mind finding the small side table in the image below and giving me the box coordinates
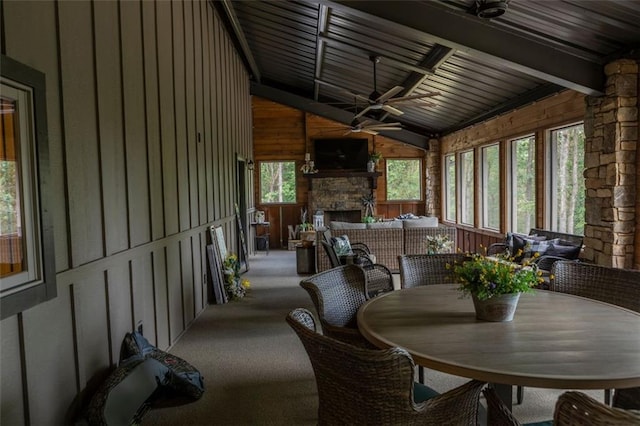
[296,244,316,274]
[250,222,270,255]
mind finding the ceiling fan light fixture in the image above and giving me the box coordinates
[476,0,507,19]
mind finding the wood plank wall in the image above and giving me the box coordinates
[0,1,252,424]
[440,90,585,253]
[252,97,425,247]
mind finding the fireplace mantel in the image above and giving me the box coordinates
[303,171,382,190]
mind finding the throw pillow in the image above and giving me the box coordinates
[331,235,353,256]
[523,238,560,260]
[506,233,546,262]
[544,243,581,260]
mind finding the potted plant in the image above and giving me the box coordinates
[425,235,454,254]
[368,151,382,172]
[449,251,543,321]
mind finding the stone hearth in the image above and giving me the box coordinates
[308,175,375,222]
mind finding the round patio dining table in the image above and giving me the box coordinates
[357,284,640,411]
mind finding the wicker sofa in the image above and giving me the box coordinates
[316,218,457,273]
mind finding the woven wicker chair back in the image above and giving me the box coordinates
[550,261,640,313]
[554,391,640,425]
[286,308,485,426]
[398,253,468,289]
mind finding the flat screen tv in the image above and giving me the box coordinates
[313,138,369,172]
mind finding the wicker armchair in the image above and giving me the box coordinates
[398,253,468,289]
[286,308,486,426]
[483,387,640,426]
[551,260,640,408]
[299,265,373,348]
[320,241,394,299]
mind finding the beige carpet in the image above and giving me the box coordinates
[144,250,603,425]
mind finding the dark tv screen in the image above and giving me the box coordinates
[313,138,369,171]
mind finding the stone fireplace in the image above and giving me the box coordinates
[306,172,379,223]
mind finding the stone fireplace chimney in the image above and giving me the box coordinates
[306,172,380,223]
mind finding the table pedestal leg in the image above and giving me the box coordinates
[487,383,512,425]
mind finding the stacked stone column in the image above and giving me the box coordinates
[584,58,638,268]
[425,138,441,217]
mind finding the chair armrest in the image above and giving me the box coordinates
[534,255,573,272]
[487,243,508,256]
[362,264,394,298]
[351,242,371,254]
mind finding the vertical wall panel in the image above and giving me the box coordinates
[156,0,179,236]
[72,274,110,385]
[59,1,104,265]
[172,0,190,232]
[152,247,169,350]
[194,1,207,224]
[22,288,76,424]
[209,7,221,220]
[166,243,183,343]
[181,237,195,324]
[94,0,129,256]
[121,0,152,247]
[141,0,166,241]
[192,234,204,312]
[107,264,133,362]
[1,316,24,426]
[131,253,156,343]
[184,0,200,228]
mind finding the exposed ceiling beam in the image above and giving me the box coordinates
[251,83,429,150]
[313,4,330,100]
[218,0,261,82]
[328,0,604,96]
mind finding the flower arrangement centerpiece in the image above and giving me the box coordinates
[223,253,250,300]
[449,250,543,321]
[425,235,454,254]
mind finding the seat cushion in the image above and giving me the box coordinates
[544,242,581,260]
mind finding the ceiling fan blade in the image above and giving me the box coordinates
[376,86,404,103]
[386,92,440,104]
[362,129,379,135]
[381,104,404,116]
[365,126,402,131]
[354,106,373,120]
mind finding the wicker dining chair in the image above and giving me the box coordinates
[551,260,640,407]
[398,253,468,289]
[286,308,486,426]
[320,241,394,298]
[483,387,640,426]
[300,265,374,348]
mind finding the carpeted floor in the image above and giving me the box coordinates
[144,250,603,425]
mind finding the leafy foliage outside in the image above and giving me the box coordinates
[386,159,420,200]
[551,125,585,235]
[512,136,536,234]
[0,160,19,235]
[482,144,500,229]
[460,151,474,225]
[445,154,456,221]
[260,161,296,204]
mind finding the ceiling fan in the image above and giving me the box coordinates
[353,56,439,119]
[340,117,402,136]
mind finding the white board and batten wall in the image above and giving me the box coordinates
[0,1,253,424]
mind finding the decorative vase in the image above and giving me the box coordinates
[471,293,521,322]
[367,160,375,173]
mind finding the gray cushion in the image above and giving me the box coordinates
[330,221,367,230]
[366,221,403,229]
[402,216,439,228]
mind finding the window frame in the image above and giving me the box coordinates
[545,122,585,235]
[443,153,456,222]
[385,158,422,201]
[508,134,536,234]
[459,150,475,226]
[1,55,56,320]
[258,160,298,205]
[480,143,501,231]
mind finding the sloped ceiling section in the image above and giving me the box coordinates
[217,0,640,148]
